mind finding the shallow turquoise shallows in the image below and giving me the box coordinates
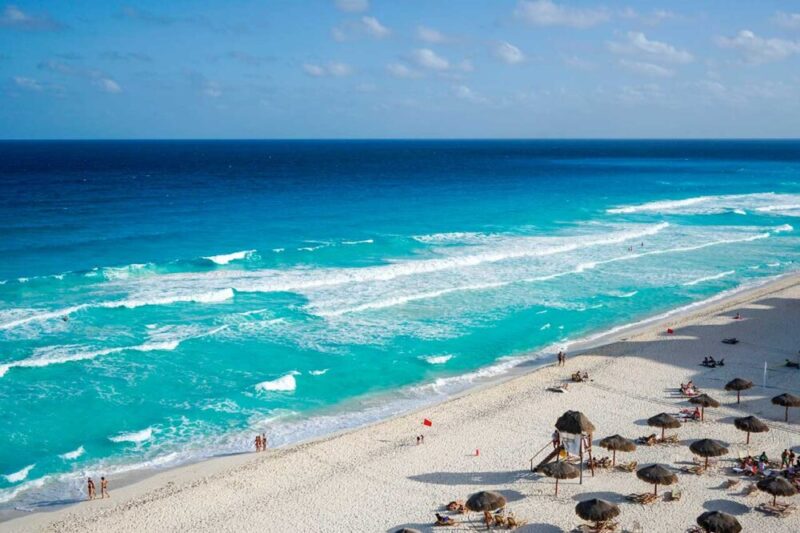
[1,140,799,510]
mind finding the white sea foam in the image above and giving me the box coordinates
[422,355,453,365]
[683,270,736,286]
[0,339,184,378]
[773,224,793,233]
[102,263,150,280]
[109,427,152,444]
[341,239,374,245]
[608,193,800,217]
[3,464,35,483]
[609,290,638,298]
[59,446,85,460]
[204,250,255,265]
[308,369,329,376]
[540,323,551,330]
[255,371,300,392]
[413,232,493,245]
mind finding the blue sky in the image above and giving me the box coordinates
[1,1,800,138]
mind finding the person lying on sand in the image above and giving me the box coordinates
[435,513,457,526]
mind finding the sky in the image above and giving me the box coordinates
[1,0,800,139]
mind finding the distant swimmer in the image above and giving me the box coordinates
[62,316,68,322]
[87,477,95,500]
[101,476,109,498]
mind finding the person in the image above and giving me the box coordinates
[759,451,769,463]
[420,434,425,444]
[254,435,261,452]
[101,476,109,498]
[435,513,455,525]
[702,357,709,366]
[782,449,789,468]
[416,435,420,445]
[552,430,560,449]
[734,312,741,320]
[261,433,268,451]
[87,477,95,500]
[556,351,562,366]
[561,351,567,366]
[692,407,701,420]
[790,450,797,465]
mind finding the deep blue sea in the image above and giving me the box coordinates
[1,140,799,510]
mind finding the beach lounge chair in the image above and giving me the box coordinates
[722,338,739,345]
[723,478,740,489]
[626,493,657,505]
[666,489,682,501]
[616,460,637,472]
[756,502,797,517]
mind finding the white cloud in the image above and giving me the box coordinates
[453,85,488,104]
[774,12,800,30]
[417,26,447,44]
[514,0,609,29]
[361,16,389,38]
[619,7,676,26]
[387,63,421,79]
[95,78,122,93]
[619,59,674,78]
[717,30,800,64]
[608,32,693,64]
[303,62,353,77]
[493,41,525,64]
[412,48,449,70]
[12,76,43,91]
[0,4,62,31]
[335,0,368,13]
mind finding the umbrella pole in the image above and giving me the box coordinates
[746,431,750,445]
[705,456,709,469]
[612,450,616,467]
[579,438,584,485]
[785,406,789,422]
[661,427,665,441]
[588,441,594,477]
[701,407,705,421]
[555,478,559,496]
[737,391,741,404]
[654,483,658,497]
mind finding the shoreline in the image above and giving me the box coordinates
[5,270,800,531]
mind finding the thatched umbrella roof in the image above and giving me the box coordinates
[598,435,636,466]
[555,410,595,435]
[696,511,742,533]
[771,393,800,422]
[689,394,720,421]
[465,491,506,512]
[724,378,753,404]
[575,499,620,526]
[689,439,729,469]
[647,413,681,440]
[733,415,769,444]
[539,461,579,496]
[757,476,797,505]
[636,464,677,496]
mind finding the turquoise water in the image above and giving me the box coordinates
[1,140,799,510]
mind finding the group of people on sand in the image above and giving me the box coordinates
[556,350,567,367]
[415,434,426,445]
[254,433,268,452]
[86,476,109,500]
[680,380,699,396]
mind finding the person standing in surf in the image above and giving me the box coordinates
[87,477,96,500]
[101,476,109,498]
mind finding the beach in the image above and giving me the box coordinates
[5,272,800,532]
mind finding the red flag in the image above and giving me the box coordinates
[667,328,674,334]
[423,418,432,427]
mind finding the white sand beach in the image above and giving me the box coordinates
[6,274,800,532]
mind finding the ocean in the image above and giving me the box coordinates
[1,140,799,511]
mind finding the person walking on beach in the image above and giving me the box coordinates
[87,477,95,500]
[101,476,109,498]
[261,433,268,451]
[254,434,262,452]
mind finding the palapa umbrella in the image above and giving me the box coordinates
[598,434,636,466]
[575,499,620,530]
[696,510,741,533]
[689,393,720,421]
[689,439,728,469]
[636,464,677,496]
[555,411,596,435]
[465,491,506,512]
[724,378,752,404]
[771,393,800,422]
[733,415,768,444]
[756,476,797,506]
[539,461,579,496]
[647,412,681,440]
